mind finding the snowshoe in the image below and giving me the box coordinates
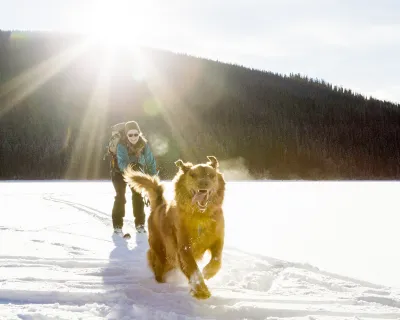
[136,225,146,234]
[114,227,131,239]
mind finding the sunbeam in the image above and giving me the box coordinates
[131,48,206,162]
[65,47,115,179]
[0,36,92,118]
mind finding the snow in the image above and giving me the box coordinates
[0,180,400,320]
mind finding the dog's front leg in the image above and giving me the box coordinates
[203,214,224,280]
[203,238,224,280]
[178,241,211,299]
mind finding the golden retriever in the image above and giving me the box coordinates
[123,156,225,299]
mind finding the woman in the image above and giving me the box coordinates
[111,120,157,234]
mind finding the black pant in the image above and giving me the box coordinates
[111,170,145,229]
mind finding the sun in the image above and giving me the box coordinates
[82,0,156,48]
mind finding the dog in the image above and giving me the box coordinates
[123,156,225,299]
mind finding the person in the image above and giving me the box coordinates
[111,120,157,234]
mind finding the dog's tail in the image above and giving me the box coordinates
[123,167,166,211]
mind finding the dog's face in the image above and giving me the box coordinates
[175,156,221,212]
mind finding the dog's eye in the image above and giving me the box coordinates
[208,173,215,178]
[189,172,196,178]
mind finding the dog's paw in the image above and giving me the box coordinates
[189,271,211,299]
[190,283,211,300]
[202,259,221,280]
[155,274,166,283]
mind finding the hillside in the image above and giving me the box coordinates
[1,30,400,180]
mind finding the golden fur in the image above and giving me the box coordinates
[123,156,225,299]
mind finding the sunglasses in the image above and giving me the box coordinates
[128,133,139,137]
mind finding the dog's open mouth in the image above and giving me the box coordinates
[191,189,211,211]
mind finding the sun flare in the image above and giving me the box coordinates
[82,0,156,48]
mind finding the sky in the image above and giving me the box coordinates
[1,0,400,104]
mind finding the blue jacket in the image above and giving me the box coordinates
[116,142,157,176]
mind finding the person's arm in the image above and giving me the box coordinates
[116,143,130,171]
[143,144,157,175]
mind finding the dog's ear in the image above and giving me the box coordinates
[207,156,219,169]
[175,159,192,173]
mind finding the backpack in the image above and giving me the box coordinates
[103,122,126,170]
[108,122,126,155]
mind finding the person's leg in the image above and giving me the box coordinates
[111,171,127,229]
[131,188,145,232]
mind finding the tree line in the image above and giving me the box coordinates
[1,30,399,180]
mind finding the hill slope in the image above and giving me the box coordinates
[1,30,399,180]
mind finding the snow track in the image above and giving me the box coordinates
[1,181,399,319]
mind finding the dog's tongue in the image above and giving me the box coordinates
[192,191,208,206]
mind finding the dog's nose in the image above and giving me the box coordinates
[198,179,209,189]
